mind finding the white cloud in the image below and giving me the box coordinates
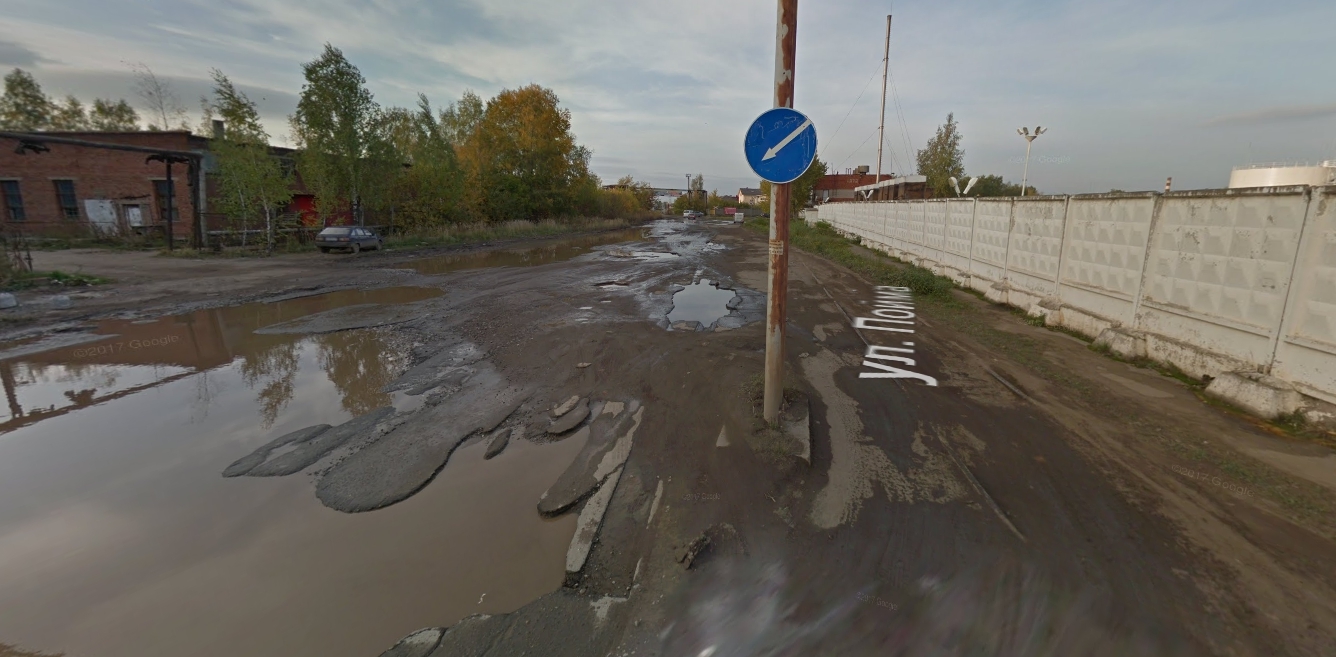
[0,0,1333,192]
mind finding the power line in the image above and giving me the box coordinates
[819,61,884,161]
[836,125,881,172]
[887,66,915,172]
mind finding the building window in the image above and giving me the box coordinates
[0,181,24,222]
[153,180,177,224]
[54,180,79,220]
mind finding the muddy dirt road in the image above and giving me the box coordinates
[0,220,1332,657]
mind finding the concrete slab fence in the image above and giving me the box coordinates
[818,186,1336,416]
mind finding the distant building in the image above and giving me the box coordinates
[853,175,931,201]
[814,172,930,203]
[738,187,766,204]
[650,188,687,210]
[0,131,209,239]
[1229,162,1336,189]
[0,125,341,240]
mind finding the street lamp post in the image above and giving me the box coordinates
[1016,126,1046,196]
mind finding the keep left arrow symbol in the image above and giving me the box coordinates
[762,118,812,161]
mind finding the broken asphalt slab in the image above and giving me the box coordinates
[547,399,590,434]
[379,628,443,657]
[222,423,331,477]
[483,427,512,460]
[419,589,623,657]
[315,365,527,513]
[565,465,624,582]
[538,403,643,517]
[384,340,486,395]
[551,395,581,417]
[238,408,394,477]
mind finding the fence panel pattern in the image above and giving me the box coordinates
[970,199,1012,282]
[1008,199,1067,283]
[817,187,1336,403]
[1141,192,1308,334]
[1273,188,1336,399]
[924,200,948,254]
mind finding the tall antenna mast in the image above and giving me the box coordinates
[875,14,892,193]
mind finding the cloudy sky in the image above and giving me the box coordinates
[2,0,1333,194]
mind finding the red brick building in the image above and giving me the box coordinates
[0,131,208,239]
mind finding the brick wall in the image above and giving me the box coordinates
[0,132,203,238]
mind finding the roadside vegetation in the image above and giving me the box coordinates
[2,48,658,256]
[382,218,634,250]
[1,269,110,291]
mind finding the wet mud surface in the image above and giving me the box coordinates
[0,219,1333,656]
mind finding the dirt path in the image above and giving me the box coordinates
[0,220,1332,656]
[411,220,1335,656]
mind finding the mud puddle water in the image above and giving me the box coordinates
[408,228,647,275]
[667,279,737,327]
[0,286,585,657]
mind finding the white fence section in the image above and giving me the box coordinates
[817,187,1336,407]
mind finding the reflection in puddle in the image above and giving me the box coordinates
[667,279,737,327]
[0,285,584,656]
[409,228,646,275]
[0,286,440,434]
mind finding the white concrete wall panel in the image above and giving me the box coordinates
[1142,193,1307,331]
[1139,192,1308,366]
[943,200,974,256]
[1272,188,1336,401]
[970,199,1012,282]
[1007,199,1066,282]
[816,188,1336,402]
[925,200,948,253]
[892,202,915,250]
[1056,196,1155,325]
[907,201,927,253]
[1060,196,1154,300]
[941,199,974,273]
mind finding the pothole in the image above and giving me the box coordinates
[666,279,737,329]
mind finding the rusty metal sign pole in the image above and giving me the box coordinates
[764,0,798,424]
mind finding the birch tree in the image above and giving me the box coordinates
[206,69,292,252]
[290,44,384,225]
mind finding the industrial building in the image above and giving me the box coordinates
[813,166,930,203]
[1229,162,1336,189]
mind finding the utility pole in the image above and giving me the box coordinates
[764,0,798,424]
[875,15,892,193]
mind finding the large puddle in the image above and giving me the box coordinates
[667,279,737,327]
[0,286,584,657]
[408,228,647,275]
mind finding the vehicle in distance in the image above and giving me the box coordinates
[316,226,384,253]
[682,211,704,220]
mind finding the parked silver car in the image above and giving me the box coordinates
[316,226,383,253]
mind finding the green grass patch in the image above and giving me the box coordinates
[3,269,112,290]
[744,217,955,298]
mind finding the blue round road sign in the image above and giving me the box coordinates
[745,107,818,184]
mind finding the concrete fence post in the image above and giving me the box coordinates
[1052,194,1075,298]
[1129,193,1167,328]
[1266,186,1322,373]
[1001,198,1016,287]
[966,198,978,282]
